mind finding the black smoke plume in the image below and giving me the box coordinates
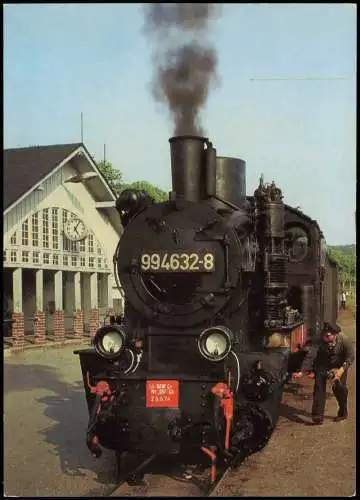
[144,4,220,136]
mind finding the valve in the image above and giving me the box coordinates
[240,360,275,402]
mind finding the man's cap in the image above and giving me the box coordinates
[322,322,341,335]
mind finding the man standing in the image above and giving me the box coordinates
[294,323,354,424]
[341,291,347,310]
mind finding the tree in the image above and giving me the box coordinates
[97,160,123,194]
[120,181,168,203]
[327,245,356,288]
[97,160,168,203]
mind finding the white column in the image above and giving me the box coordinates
[90,272,98,309]
[54,270,63,310]
[82,273,90,326]
[107,274,113,310]
[36,269,43,311]
[13,267,23,312]
[97,273,104,307]
[74,272,81,311]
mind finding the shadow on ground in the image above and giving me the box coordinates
[279,402,334,425]
[280,380,334,425]
[4,363,117,487]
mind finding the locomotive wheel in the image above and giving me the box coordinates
[231,404,273,456]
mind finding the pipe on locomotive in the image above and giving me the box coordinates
[169,135,208,202]
[169,135,246,210]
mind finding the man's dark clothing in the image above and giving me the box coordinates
[312,368,348,419]
[300,332,354,419]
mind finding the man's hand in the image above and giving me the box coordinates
[334,367,345,381]
[293,372,303,379]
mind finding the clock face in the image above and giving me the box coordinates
[64,217,88,242]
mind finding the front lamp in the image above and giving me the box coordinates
[93,325,127,360]
[198,326,233,362]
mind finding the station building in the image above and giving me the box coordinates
[3,143,124,347]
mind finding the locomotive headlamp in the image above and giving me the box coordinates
[93,325,127,360]
[198,326,233,362]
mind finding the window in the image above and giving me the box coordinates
[3,251,7,262]
[22,220,29,246]
[79,240,86,252]
[89,257,95,268]
[80,257,86,267]
[10,232,17,245]
[63,255,69,266]
[43,209,49,248]
[62,209,68,226]
[33,251,40,264]
[98,258,102,268]
[22,250,29,263]
[52,208,59,249]
[62,210,70,250]
[53,254,59,265]
[32,213,39,246]
[320,238,327,268]
[11,250,17,262]
[63,237,71,251]
[285,226,309,263]
[97,244,102,255]
[43,253,50,264]
[88,234,94,253]
[72,255,77,267]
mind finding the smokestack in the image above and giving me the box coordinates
[169,135,207,201]
[143,4,220,136]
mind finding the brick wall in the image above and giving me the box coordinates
[53,310,65,342]
[34,311,46,344]
[12,312,24,348]
[90,309,99,338]
[73,311,84,338]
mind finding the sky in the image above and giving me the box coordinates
[4,3,356,245]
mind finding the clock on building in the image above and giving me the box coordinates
[64,217,89,242]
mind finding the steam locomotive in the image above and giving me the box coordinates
[74,135,338,482]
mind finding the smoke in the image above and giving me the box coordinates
[143,3,220,136]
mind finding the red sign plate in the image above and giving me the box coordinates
[146,380,179,408]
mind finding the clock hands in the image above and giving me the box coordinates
[65,218,87,241]
[74,221,81,236]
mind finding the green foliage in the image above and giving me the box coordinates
[97,160,123,194]
[327,245,356,287]
[96,161,168,203]
[120,181,168,203]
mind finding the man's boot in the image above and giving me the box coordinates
[312,415,324,425]
[333,380,348,422]
[333,408,348,422]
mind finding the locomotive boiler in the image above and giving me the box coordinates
[74,135,331,481]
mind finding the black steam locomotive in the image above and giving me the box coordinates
[74,135,338,482]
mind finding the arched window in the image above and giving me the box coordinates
[5,208,110,271]
[285,225,310,263]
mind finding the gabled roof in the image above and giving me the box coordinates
[3,143,83,210]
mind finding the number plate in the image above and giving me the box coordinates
[146,380,179,408]
[140,251,215,273]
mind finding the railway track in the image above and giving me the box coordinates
[83,450,242,497]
